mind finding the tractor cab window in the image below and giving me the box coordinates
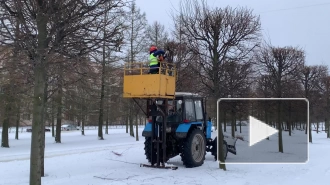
[155,100,183,123]
[194,100,203,121]
[184,99,196,122]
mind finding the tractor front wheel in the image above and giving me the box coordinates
[181,129,206,168]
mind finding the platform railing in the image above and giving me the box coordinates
[124,62,177,78]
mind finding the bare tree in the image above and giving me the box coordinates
[126,1,148,61]
[74,58,98,136]
[0,32,26,146]
[162,40,194,92]
[321,75,330,138]
[176,0,261,170]
[91,6,126,140]
[300,65,328,140]
[222,60,254,137]
[146,21,169,49]
[55,60,63,143]
[281,79,303,135]
[124,0,147,139]
[168,10,196,92]
[255,43,305,150]
[255,74,275,139]
[0,48,13,147]
[0,1,127,184]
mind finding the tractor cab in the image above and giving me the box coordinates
[146,92,212,140]
[153,93,204,122]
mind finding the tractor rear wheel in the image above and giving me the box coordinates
[144,137,164,165]
[181,129,206,168]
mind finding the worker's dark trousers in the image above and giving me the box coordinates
[149,64,160,74]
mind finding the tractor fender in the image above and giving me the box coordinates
[142,123,152,137]
[175,122,203,138]
[206,121,212,139]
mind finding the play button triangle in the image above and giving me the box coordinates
[249,116,278,147]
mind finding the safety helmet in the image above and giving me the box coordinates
[150,46,157,52]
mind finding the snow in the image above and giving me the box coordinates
[223,125,308,163]
[0,125,329,185]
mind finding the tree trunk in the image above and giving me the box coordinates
[277,101,283,153]
[129,116,134,137]
[216,99,226,171]
[126,116,128,133]
[288,121,291,136]
[51,113,55,137]
[234,115,237,132]
[29,9,49,184]
[326,117,330,138]
[1,101,10,147]
[41,81,48,177]
[55,83,62,143]
[98,38,106,140]
[51,95,55,137]
[231,109,235,138]
[81,114,85,136]
[292,122,295,131]
[40,122,45,177]
[223,111,226,132]
[105,102,109,135]
[239,118,242,134]
[327,96,330,138]
[265,109,269,140]
[288,104,292,136]
[135,115,139,141]
[129,104,134,137]
[327,119,330,138]
[30,67,46,185]
[98,72,105,140]
[13,7,20,142]
[15,104,20,140]
[309,120,312,143]
[105,110,109,135]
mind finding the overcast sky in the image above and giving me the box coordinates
[135,0,330,66]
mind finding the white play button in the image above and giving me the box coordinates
[249,116,278,147]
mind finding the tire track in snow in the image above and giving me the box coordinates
[0,143,141,162]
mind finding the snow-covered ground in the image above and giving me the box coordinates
[224,125,308,163]
[0,125,329,185]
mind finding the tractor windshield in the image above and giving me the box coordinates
[155,99,183,123]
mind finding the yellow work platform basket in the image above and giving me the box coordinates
[123,62,177,99]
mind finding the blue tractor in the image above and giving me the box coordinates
[141,92,237,169]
